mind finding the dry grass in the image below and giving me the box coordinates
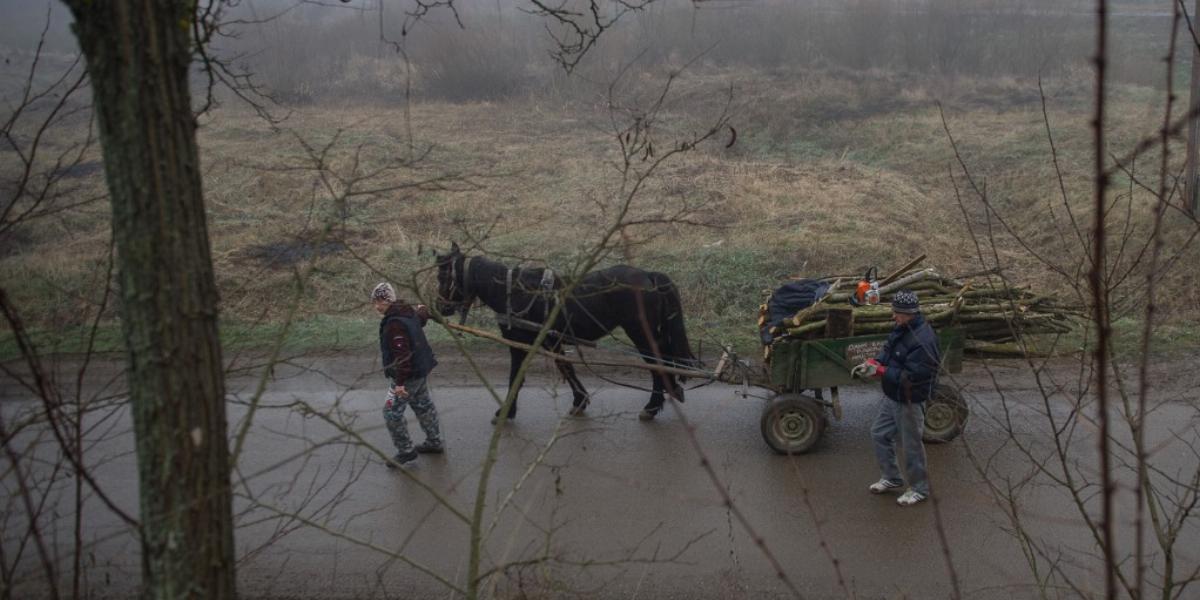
[3,65,1197,354]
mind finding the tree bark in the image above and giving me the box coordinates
[62,2,236,598]
[1186,0,1200,215]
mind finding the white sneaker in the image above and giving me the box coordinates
[868,478,904,494]
[896,489,928,506]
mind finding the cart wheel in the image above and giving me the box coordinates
[761,394,826,455]
[923,384,968,443]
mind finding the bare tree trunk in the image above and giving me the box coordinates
[1090,2,1116,598]
[62,1,236,598]
[1187,0,1200,215]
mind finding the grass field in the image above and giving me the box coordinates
[3,64,1198,359]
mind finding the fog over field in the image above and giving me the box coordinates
[0,1,1180,98]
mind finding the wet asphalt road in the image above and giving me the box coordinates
[3,352,1198,599]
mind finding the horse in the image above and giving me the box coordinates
[434,242,695,421]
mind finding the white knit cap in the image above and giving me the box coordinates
[371,282,396,303]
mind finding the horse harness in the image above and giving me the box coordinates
[456,257,696,366]
[498,264,665,359]
[453,255,566,336]
[503,265,557,331]
[454,255,715,391]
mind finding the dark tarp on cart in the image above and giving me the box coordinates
[761,279,831,344]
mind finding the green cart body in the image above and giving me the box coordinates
[758,328,969,454]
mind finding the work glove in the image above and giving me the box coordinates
[852,359,887,379]
[851,361,873,379]
[866,358,887,377]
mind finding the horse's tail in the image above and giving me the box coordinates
[650,272,695,368]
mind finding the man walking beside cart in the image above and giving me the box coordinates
[853,289,940,507]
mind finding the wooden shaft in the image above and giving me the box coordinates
[443,322,712,379]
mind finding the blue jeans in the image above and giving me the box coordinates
[383,377,442,454]
[871,397,929,495]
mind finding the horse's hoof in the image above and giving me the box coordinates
[638,409,658,421]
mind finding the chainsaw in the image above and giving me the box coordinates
[850,266,880,306]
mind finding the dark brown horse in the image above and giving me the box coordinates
[435,243,694,421]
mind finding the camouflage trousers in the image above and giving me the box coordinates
[383,376,442,454]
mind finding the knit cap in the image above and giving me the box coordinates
[371,282,396,303]
[891,289,920,314]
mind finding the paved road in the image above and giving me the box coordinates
[2,352,1198,599]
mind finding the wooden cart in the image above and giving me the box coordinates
[756,328,968,454]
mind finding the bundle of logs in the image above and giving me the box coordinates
[758,260,1081,358]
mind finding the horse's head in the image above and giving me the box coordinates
[435,242,473,320]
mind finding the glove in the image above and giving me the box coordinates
[852,359,887,379]
[851,361,874,379]
[867,358,886,377]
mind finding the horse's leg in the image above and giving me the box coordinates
[555,359,590,416]
[493,346,526,423]
[641,371,688,420]
[638,370,667,421]
[622,325,670,421]
[666,374,684,402]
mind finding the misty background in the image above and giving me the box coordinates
[0,0,1179,105]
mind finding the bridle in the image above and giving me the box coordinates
[439,254,475,319]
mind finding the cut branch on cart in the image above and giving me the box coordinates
[764,263,1079,359]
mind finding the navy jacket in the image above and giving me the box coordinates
[874,313,941,404]
[380,303,437,385]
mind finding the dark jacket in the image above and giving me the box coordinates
[874,313,941,404]
[380,303,436,386]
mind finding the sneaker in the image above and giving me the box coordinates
[414,440,444,454]
[896,489,928,507]
[868,478,904,494]
[386,450,419,469]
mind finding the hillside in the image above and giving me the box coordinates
[2,66,1197,356]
